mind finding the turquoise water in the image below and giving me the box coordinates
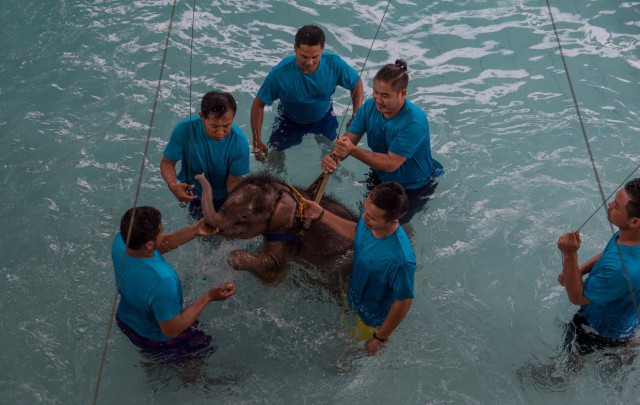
[1,0,639,403]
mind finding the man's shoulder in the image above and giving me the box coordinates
[269,55,297,74]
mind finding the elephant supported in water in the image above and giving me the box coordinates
[195,172,357,283]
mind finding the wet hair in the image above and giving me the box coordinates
[368,182,409,221]
[624,178,640,218]
[374,59,409,93]
[119,206,162,250]
[294,25,325,48]
[200,90,237,119]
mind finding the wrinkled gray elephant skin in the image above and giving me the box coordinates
[196,172,356,283]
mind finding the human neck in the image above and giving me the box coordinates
[617,228,640,246]
[382,101,405,119]
[371,221,399,239]
[125,247,154,258]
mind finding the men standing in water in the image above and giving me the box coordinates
[112,206,236,358]
[302,182,415,355]
[321,60,443,223]
[557,178,640,354]
[251,25,363,160]
[161,91,250,219]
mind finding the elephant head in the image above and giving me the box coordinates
[195,172,300,239]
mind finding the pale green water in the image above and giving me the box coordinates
[1,0,639,403]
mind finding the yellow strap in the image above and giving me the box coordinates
[286,183,307,221]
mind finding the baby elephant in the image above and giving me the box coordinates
[195,172,356,283]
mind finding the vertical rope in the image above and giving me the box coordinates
[336,0,392,136]
[92,1,178,403]
[545,1,640,322]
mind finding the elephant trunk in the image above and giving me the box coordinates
[195,173,226,230]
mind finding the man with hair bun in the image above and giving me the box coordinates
[557,178,640,355]
[302,182,416,355]
[161,90,250,219]
[322,59,443,223]
[251,24,363,160]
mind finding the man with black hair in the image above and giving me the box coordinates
[557,178,640,354]
[251,24,363,160]
[302,182,415,354]
[161,90,250,218]
[112,206,235,357]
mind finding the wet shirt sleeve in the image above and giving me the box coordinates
[583,265,629,305]
[388,120,426,159]
[228,125,251,177]
[163,120,188,162]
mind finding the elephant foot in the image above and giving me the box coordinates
[227,249,285,283]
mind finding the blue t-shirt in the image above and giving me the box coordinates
[348,216,416,327]
[582,232,640,339]
[349,98,443,189]
[257,52,359,125]
[163,116,250,200]
[111,233,183,342]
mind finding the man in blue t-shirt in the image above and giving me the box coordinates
[302,182,416,355]
[161,91,250,218]
[557,178,640,354]
[112,206,235,358]
[322,60,443,223]
[250,25,363,160]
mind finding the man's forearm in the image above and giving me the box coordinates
[250,98,265,144]
[350,79,364,113]
[159,292,211,338]
[160,157,178,186]
[376,298,412,339]
[318,210,356,240]
[158,222,201,254]
[562,252,589,305]
[350,147,403,172]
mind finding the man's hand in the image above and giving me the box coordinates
[364,336,385,355]
[253,140,268,162]
[333,137,355,158]
[321,154,339,174]
[557,231,581,254]
[209,282,236,302]
[301,198,323,220]
[169,182,197,203]
[195,219,219,236]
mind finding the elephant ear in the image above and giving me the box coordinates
[269,190,297,231]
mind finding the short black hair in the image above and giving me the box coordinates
[119,206,162,250]
[200,90,237,119]
[374,59,409,93]
[625,178,640,218]
[295,25,325,48]
[368,182,409,221]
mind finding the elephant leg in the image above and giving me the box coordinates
[227,242,295,283]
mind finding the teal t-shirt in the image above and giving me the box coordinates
[257,52,359,125]
[349,98,443,189]
[582,232,640,339]
[348,216,416,327]
[111,233,183,342]
[163,116,250,200]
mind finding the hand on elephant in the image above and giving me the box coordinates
[168,181,197,203]
[208,282,236,301]
[301,198,324,220]
[195,219,220,237]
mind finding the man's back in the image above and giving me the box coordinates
[111,233,183,342]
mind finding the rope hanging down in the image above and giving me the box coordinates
[305,0,393,211]
[545,1,640,320]
[92,1,179,403]
[182,0,197,209]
